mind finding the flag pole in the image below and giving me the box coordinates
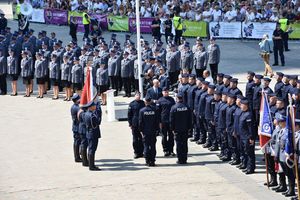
[288,94,300,200]
[264,150,270,188]
[135,0,143,99]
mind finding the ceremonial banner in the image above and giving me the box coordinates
[285,105,295,156]
[129,18,153,33]
[80,68,95,105]
[44,9,68,25]
[209,22,241,38]
[29,9,45,23]
[90,14,108,30]
[289,23,300,39]
[242,22,276,39]
[259,91,273,148]
[107,15,129,32]
[183,21,207,37]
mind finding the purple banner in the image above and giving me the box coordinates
[129,18,154,33]
[44,9,68,25]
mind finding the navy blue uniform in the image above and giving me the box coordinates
[233,107,243,163]
[197,90,208,143]
[139,105,160,165]
[225,103,237,160]
[192,88,204,140]
[128,99,145,157]
[239,110,255,172]
[213,99,222,148]
[245,80,255,110]
[217,101,228,156]
[170,102,192,163]
[252,83,262,138]
[71,103,82,161]
[78,109,88,166]
[274,80,284,98]
[156,96,176,154]
[85,103,102,158]
[204,94,215,147]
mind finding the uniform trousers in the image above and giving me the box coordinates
[84,24,90,39]
[273,45,285,65]
[131,126,143,156]
[73,131,81,146]
[198,116,207,142]
[79,132,88,152]
[193,114,200,140]
[253,108,260,139]
[206,119,216,146]
[227,131,239,160]
[175,132,188,162]
[266,153,276,178]
[168,71,179,86]
[161,122,174,153]
[209,64,218,83]
[122,77,131,96]
[175,30,183,45]
[220,129,228,156]
[143,135,157,164]
[280,161,295,188]
[87,137,99,156]
[241,139,255,171]
[0,74,7,94]
[283,32,289,51]
[109,76,119,92]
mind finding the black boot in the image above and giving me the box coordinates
[269,174,278,187]
[81,147,89,167]
[275,173,287,192]
[88,154,101,171]
[74,144,82,163]
[285,182,295,197]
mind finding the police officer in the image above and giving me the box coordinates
[71,57,83,95]
[128,92,145,158]
[96,60,109,105]
[193,43,208,78]
[229,78,242,96]
[178,74,190,104]
[7,49,19,96]
[217,92,229,159]
[245,71,255,110]
[61,55,72,101]
[108,49,120,96]
[0,50,7,95]
[221,75,232,94]
[20,50,32,97]
[84,101,102,171]
[207,37,220,83]
[49,54,60,100]
[156,87,176,156]
[197,81,209,145]
[78,104,89,167]
[71,94,82,163]
[204,84,216,149]
[164,14,173,44]
[210,90,222,151]
[191,78,203,142]
[239,99,255,174]
[233,95,244,166]
[121,51,134,97]
[139,96,159,166]
[215,73,224,92]
[180,43,193,73]
[35,51,46,98]
[272,23,285,66]
[166,43,180,85]
[252,74,263,138]
[170,92,192,164]
[225,93,237,163]
[274,72,284,98]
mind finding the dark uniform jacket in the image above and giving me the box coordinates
[170,102,192,133]
[71,103,80,133]
[146,87,163,101]
[217,101,228,129]
[166,51,180,73]
[128,100,145,127]
[139,105,160,135]
[186,84,197,110]
[0,55,7,74]
[274,80,284,98]
[204,94,215,121]
[156,96,175,124]
[85,103,102,139]
[238,111,253,140]
[226,104,237,134]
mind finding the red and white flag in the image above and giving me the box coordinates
[80,67,95,105]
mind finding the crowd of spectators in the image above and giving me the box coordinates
[16,0,300,22]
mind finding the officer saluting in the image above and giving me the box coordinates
[139,96,160,167]
[128,92,145,159]
[170,92,192,164]
[84,101,102,171]
[70,94,82,163]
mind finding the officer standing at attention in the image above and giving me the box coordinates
[170,92,192,164]
[238,99,255,174]
[252,74,263,137]
[207,37,220,83]
[128,92,146,159]
[217,92,229,160]
[156,87,176,157]
[71,94,82,163]
[272,23,285,66]
[0,50,7,95]
[204,85,216,149]
[78,104,89,167]
[139,96,160,167]
[84,101,102,171]
[166,43,180,85]
[107,49,120,96]
[245,71,255,111]
[197,81,209,145]
[121,51,133,97]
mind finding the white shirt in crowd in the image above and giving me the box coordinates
[224,10,237,21]
[70,0,79,11]
[212,9,222,22]
[195,12,202,21]
[269,14,279,22]
[202,10,212,22]
[205,76,214,84]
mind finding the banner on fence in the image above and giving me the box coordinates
[289,23,300,39]
[242,22,276,39]
[44,9,68,25]
[129,18,153,33]
[29,9,45,23]
[183,21,207,37]
[107,15,129,32]
[209,22,241,38]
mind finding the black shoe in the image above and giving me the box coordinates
[196,140,205,145]
[281,63,285,66]
[123,95,127,97]
[176,160,187,164]
[269,180,278,187]
[230,160,241,165]
[89,154,101,171]
[228,160,234,165]
[245,170,255,175]
[149,162,156,167]
[89,165,101,171]
[275,186,287,193]
[190,138,198,142]
[239,165,247,170]
[221,157,231,162]
[74,144,82,163]
[285,49,290,51]
[81,148,89,167]
[170,152,176,157]
[273,63,279,66]
[272,185,281,191]
[75,158,82,162]
[0,92,6,95]
[202,143,211,148]
[134,154,139,159]
[209,146,219,151]
[242,168,248,173]
[164,152,170,157]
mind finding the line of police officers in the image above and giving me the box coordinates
[127,71,300,178]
